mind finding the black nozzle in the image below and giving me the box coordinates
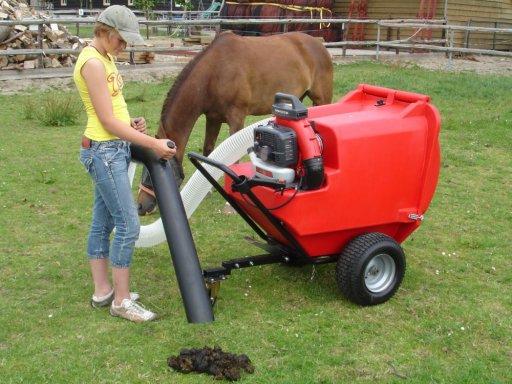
[302,157,324,190]
[130,145,214,324]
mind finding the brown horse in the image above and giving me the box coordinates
[137,31,333,215]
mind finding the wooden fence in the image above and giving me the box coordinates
[1,16,511,64]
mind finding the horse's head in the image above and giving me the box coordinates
[136,158,185,216]
[137,165,157,216]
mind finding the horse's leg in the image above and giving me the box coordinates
[306,84,333,106]
[203,118,223,157]
[306,68,334,106]
[225,111,246,136]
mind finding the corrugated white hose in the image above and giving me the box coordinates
[129,117,272,248]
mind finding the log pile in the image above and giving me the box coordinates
[0,0,87,70]
[115,50,155,64]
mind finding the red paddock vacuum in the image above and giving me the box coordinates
[190,84,441,307]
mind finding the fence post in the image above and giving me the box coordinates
[376,22,381,61]
[37,23,43,68]
[448,30,454,68]
[493,21,497,50]
[342,21,348,57]
[76,9,80,36]
[464,19,471,48]
[396,27,400,54]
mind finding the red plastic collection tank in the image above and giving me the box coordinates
[224,84,441,258]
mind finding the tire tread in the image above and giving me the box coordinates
[335,232,405,305]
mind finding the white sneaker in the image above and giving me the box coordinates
[91,290,140,308]
[110,299,157,322]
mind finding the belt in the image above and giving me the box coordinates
[81,135,93,149]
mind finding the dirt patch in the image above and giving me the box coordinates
[377,52,512,75]
[328,47,512,75]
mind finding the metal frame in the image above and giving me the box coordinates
[187,152,337,284]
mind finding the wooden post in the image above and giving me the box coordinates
[37,23,43,68]
[396,28,400,54]
[386,26,391,51]
[492,21,497,50]
[376,23,381,61]
[463,20,471,48]
[448,30,454,64]
[342,21,348,56]
[76,9,80,36]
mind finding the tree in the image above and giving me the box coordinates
[134,0,192,18]
[134,0,158,19]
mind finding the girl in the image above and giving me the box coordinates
[74,5,175,322]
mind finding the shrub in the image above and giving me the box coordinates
[31,94,82,126]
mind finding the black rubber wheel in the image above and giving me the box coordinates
[336,232,406,306]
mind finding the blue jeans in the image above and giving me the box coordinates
[79,140,140,268]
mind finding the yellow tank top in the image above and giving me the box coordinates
[73,46,130,141]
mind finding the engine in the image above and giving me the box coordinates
[250,93,324,189]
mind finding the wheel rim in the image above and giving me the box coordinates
[364,253,396,293]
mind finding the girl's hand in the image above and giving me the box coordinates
[131,117,147,134]
[154,139,176,161]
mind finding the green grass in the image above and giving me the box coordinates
[0,62,510,383]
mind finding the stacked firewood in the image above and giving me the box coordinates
[0,0,87,69]
[115,50,155,64]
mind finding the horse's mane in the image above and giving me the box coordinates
[158,32,234,133]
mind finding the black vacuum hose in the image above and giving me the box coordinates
[130,142,214,324]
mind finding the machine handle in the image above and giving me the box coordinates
[245,178,286,192]
[159,140,176,163]
[272,93,308,120]
[359,84,430,104]
[187,152,242,183]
